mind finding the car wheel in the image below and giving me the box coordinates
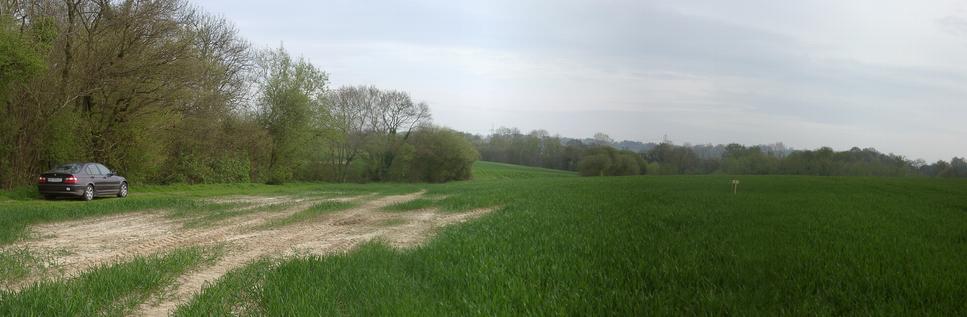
[82,185,94,201]
[117,182,128,198]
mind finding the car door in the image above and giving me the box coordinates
[83,164,106,194]
[96,164,120,193]
[86,164,110,195]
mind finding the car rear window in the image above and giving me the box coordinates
[48,164,83,174]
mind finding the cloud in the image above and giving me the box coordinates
[195,0,967,161]
[938,15,967,36]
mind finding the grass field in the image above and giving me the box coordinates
[2,161,967,315]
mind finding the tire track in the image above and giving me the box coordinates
[136,191,493,317]
[0,191,494,317]
[0,196,334,291]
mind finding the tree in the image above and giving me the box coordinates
[0,1,474,188]
[254,46,328,184]
[577,147,639,177]
[721,144,778,175]
[645,143,704,174]
[0,14,47,188]
[592,132,614,145]
[578,154,611,176]
[321,85,431,182]
[391,127,478,182]
[941,157,967,178]
[365,88,430,180]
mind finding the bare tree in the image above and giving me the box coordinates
[322,85,431,181]
[322,86,371,182]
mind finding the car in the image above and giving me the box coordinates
[37,162,128,201]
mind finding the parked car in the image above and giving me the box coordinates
[38,162,128,201]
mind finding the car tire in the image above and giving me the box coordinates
[117,182,128,198]
[82,185,94,201]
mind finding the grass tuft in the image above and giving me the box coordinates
[381,198,437,212]
[0,246,219,316]
[261,200,358,228]
[173,259,275,316]
[0,248,49,284]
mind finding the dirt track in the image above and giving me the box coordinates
[0,191,492,316]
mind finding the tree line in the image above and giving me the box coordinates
[470,128,967,178]
[0,0,476,189]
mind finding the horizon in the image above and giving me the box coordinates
[195,0,967,162]
[466,126,925,158]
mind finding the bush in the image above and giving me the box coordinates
[390,127,479,183]
[211,157,252,183]
[577,147,640,177]
[578,154,611,176]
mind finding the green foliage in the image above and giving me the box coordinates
[0,19,45,93]
[473,128,967,179]
[940,157,967,177]
[1,5,474,188]
[40,111,87,168]
[645,143,707,174]
[577,147,640,176]
[0,17,48,188]
[475,128,581,171]
[721,143,780,175]
[780,147,913,177]
[389,127,479,183]
[577,153,610,176]
[166,154,253,184]
[211,156,252,183]
[256,46,329,185]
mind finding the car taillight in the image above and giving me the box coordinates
[38,176,46,184]
[64,175,78,184]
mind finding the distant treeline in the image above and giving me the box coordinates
[468,128,967,178]
[0,1,476,188]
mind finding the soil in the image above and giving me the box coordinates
[0,191,492,317]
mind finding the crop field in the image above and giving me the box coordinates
[1,161,966,315]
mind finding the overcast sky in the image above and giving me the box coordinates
[195,0,967,161]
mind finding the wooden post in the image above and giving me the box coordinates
[730,179,740,194]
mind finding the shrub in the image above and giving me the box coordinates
[578,154,611,176]
[391,127,479,182]
[577,147,640,177]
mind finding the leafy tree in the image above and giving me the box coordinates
[391,127,478,182]
[577,147,639,176]
[578,154,611,177]
[645,143,706,174]
[0,14,47,188]
[254,46,328,184]
[721,144,779,175]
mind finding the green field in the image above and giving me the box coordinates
[2,161,967,315]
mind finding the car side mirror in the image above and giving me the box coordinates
[106,173,114,177]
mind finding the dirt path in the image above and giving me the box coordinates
[0,191,493,317]
[1,196,329,291]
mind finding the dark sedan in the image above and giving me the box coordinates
[38,162,128,201]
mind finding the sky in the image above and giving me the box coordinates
[194,0,967,161]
